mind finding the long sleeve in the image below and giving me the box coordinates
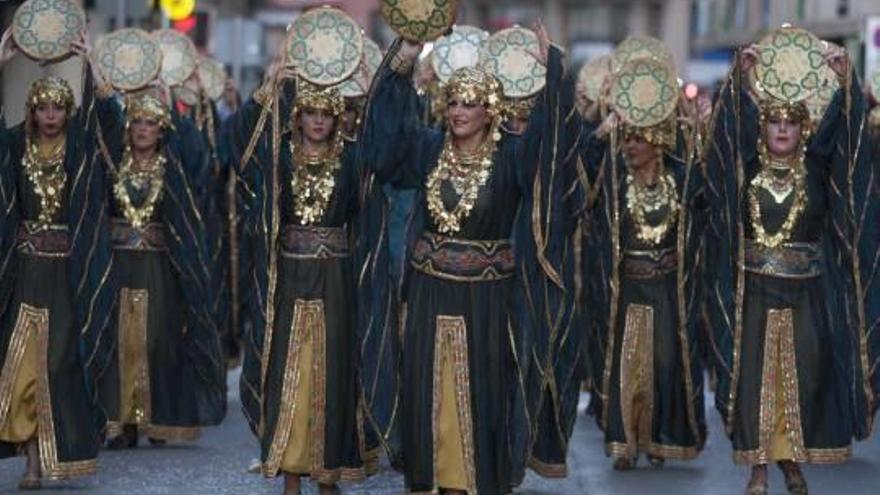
[360,45,442,189]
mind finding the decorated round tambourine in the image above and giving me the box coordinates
[286,7,363,86]
[381,0,458,43]
[172,85,199,107]
[12,0,86,61]
[154,29,198,86]
[804,62,839,124]
[198,57,227,101]
[432,25,488,84]
[94,29,162,92]
[579,54,612,102]
[338,37,383,98]
[612,35,674,73]
[754,27,826,103]
[611,58,679,128]
[479,26,546,98]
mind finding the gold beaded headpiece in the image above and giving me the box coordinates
[620,119,677,149]
[26,77,74,113]
[445,67,502,117]
[502,96,536,121]
[294,79,345,117]
[126,94,173,130]
[758,98,812,131]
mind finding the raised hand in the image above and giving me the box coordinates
[530,20,550,66]
[739,44,759,74]
[824,45,848,78]
[0,27,19,67]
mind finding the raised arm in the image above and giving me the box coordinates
[360,39,440,188]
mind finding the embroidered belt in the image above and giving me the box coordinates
[744,240,822,279]
[280,224,349,258]
[16,222,70,256]
[411,232,515,282]
[622,247,678,279]
[111,219,167,251]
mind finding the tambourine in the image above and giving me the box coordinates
[286,6,363,86]
[199,56,227,101]
[380,0,458,43]
[155,29,198,87]
[432,25,488,84]
[94,29,162,92]
[611,58,679,128]
[12,0,86,61]
[479,26,546,98]
[754,27,826,103]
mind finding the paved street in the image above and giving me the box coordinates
[3,370,879,494]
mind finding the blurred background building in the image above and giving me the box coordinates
[2,0,880,122]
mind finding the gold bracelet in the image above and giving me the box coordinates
[389,52,415,75]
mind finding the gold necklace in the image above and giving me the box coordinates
[114,151,166,229]
[426,136,495,234]
[290,145,341,225]
[748,156,807,249]
[625,170,679,246]
[22,138,67,229]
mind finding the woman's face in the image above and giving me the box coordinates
[300,107,335,143]
[33,102,67,139]
[447,97,490,141]
[129,117,162,152]
[623,134,658,170]
[765,116,802,158]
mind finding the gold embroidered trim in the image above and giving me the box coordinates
[527,456,567,478]
[618,304,655,460]
[432,315,477,494]
[28,303,98,479]
[750,308,811,464]
[118,288,151,429]
[733,446,851,465]
[0,305,39,429]
[607,441,701,460]
[263,299,313,477]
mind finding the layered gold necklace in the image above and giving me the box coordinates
[426,137,495,234]
[22,137,67,229]
[747,155,806,249]
[290,145,341,226]
[114,151,166,229]
[624,168,679,246]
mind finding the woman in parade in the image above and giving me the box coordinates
[0,29,117,489]
[583,56,707,471]
[705,35,880,495]
[363,22,577,493]
[228,49,396,493]
[95,87,226,448]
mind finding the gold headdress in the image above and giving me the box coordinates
[445,66,502,117]
[502,96,536,122]
[26,77,74,113]
[294,79,345,117]
[126,94,173,130]
[758,98,812,135]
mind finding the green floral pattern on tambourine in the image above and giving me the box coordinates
[755,28,825,103]
[381,0,458,42]
[480,27,546,98]
[199,57,227,101]
[287,7,363,86]
[612,59,679,128]
[95,29,161,91]
[432,25,488,83]
[579,54,612,101]
[338,38,383,98]
[612,35,674,73]
[155,29,197,86]
[12,0,85,61]
[805,63,839,124]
